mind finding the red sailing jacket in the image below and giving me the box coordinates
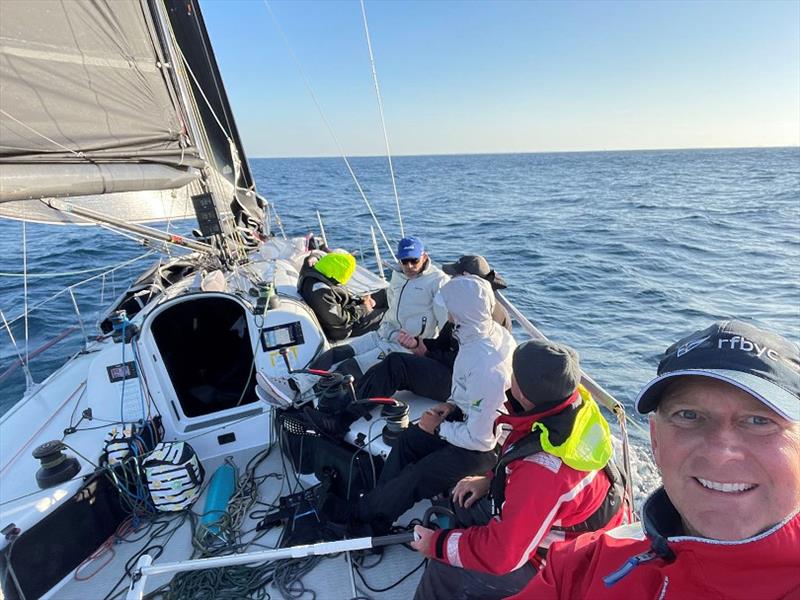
[427,395,627,575]
[509,488,800,600]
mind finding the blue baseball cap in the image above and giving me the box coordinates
[636,320,800,422]
[396,236,425,261]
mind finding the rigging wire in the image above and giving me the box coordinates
[1,250,156,327]
[21,219,30,386]
[359,0,404,239]
[0,250,158,278]
[262,0,398,263]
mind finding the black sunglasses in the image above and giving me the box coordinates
[401,257,420,265]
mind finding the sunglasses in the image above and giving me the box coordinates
[401,257,421,265]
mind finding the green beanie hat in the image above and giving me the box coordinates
[314,252,356,284]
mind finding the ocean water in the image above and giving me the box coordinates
[1,147,798,495]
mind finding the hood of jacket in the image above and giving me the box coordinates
[496,392,582,447]
[440,275,496,345]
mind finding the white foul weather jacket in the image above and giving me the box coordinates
[437,275,516,452]
[378,258,449,342]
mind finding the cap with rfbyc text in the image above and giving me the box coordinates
[636,320,800,422]
[396,236,425,261]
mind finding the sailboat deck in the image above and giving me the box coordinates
[51,424,430,600]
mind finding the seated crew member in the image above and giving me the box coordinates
[297,252,384,342]
[410,339,628,600]
[509,320,800,600]
[291,236,449,395]
[318,275,516,531]
[356,255,511,402]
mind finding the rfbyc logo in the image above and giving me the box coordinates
[718,336,780,360]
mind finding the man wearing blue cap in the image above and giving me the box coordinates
[292,236,449,412]
[510,319,800,600]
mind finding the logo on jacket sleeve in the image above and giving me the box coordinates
[524,452,562,473]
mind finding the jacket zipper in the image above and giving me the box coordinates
[395,278,409,326]
[602,551,658,587]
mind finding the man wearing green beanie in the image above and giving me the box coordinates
[297,252,384,342]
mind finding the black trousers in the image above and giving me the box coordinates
[308,345,362,378]
[350,307,386,338]
[356,425,497,526]
[356,352,452,401]
[414,559,537,600]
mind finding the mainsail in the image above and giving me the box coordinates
[0,0,263,234]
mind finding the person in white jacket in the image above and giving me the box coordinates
[292,236,449,396]
[319,275,516,531]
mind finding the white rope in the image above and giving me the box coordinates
[0,109,85,159]
[0,255,154,278]
[359,0,404,239]
[262,0,397,262]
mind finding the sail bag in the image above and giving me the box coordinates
[142,442,205,511]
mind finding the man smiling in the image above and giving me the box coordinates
[510,320,800,599]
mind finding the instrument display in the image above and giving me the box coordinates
[260,321,304,352]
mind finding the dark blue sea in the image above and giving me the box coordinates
[2,147,799,440]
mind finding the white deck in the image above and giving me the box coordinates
[46,401,435,600]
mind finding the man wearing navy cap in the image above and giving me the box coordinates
[510,320,800,600]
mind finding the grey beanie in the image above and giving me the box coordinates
[512,340,581,405]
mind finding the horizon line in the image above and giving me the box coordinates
[249,143,799,160]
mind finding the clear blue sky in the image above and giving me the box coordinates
[200,0,800,158]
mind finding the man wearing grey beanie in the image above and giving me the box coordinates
[411,339,627,600]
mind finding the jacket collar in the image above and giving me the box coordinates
[496,390,581,446]
[642,486,800,555]
[497,390,580,429]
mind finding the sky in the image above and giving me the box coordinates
[200,0,800,158]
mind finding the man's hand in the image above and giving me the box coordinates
[434,402,456,418]
[453,475,491,509]
[397,329,428,356]
[411,337,428,357]
[410,525,436,557]
[397,329,418,349]
[362,294,376,311]
[418,403,454,434]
